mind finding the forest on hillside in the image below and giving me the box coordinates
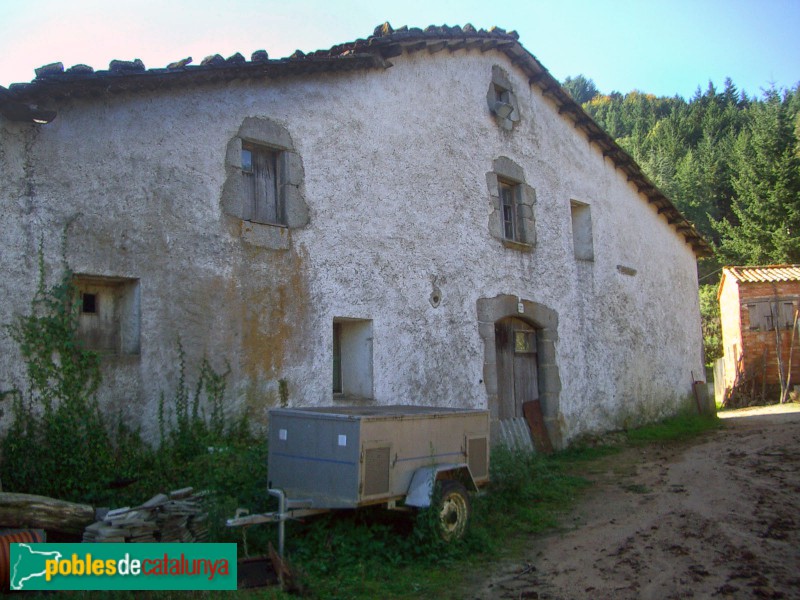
[561,75,800,365]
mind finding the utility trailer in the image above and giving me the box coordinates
[227,405,490,555]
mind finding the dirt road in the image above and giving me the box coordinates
[469,405,800,600]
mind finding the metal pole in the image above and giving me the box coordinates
[269,489,286,558]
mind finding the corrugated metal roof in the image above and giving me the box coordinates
[723,265,800,283]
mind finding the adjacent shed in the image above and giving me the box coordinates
[716,265,800,405]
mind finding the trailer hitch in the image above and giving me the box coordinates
[226,489,323,557]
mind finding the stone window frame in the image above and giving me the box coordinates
[221,117,308,249]
[486,156,536,251]
[487,65,520,131]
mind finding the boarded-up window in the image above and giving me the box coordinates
[747,300,797,331]
[242,142,284,225]
[570,200,594,261]
[781,301,796,328]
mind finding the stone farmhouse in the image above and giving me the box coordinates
[715,265,800,405]
[0,24,710,448]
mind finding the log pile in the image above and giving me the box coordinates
[0,493,95,535]
[83,487,208,543]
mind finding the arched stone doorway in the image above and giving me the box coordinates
[477,295,563,449]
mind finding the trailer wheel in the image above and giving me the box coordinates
[437,480,470,541]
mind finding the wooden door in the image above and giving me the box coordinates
[495,317,539,419]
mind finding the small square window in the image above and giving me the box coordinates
[82,293,97,314]
[241,148,253,173]
[514,330,535,354]
[74,277,140,355]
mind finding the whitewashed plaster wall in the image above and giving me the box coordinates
[0,46,703,443]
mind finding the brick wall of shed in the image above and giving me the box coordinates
[718,276,742,393]
[736,281,800,392]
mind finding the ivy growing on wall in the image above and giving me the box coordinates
[1,242,112,502]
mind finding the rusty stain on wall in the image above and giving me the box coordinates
[239,245,309,382]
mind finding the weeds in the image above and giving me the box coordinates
[1,243,110,503]
[0,249,269,526]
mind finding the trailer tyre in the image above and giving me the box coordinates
[437,480,470,541]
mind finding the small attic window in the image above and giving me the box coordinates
[487,65,520,131]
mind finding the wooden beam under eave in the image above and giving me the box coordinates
[558,104,578,115]
[427,41,447,53]
[528,72,545,84]
[480,41,499,53]
[447,40,466,52]
[638,183,655,194]
[406,41,427,53]
[464,40,483,51]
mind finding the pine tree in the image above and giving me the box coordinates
[562,74,599,104]
[715,87,800,263]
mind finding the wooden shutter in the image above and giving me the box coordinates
[242,143,280,224]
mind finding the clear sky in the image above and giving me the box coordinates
[0,0,797,99]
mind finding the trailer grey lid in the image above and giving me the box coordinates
[271,405,488,419]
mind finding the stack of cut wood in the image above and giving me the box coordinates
[83,487,208,543]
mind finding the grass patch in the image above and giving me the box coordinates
[13,408,720,599]
[274,445,590,599]
[625,412,721,444]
